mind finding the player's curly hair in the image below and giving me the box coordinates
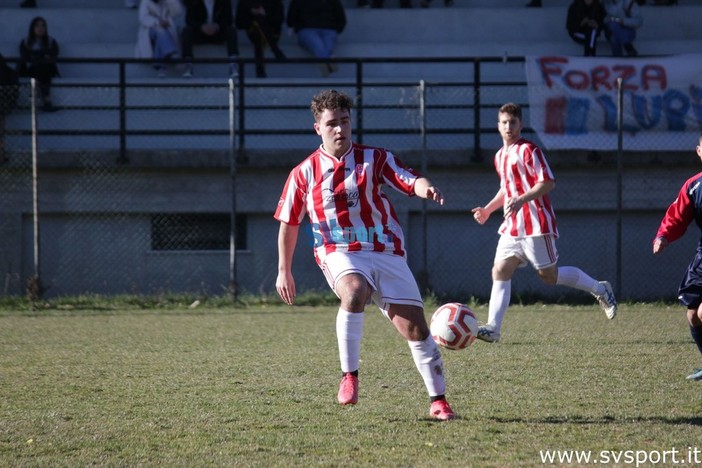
[499,102,522,120]
[310,89,354,122]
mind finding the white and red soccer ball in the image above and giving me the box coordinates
[430,302,479,350]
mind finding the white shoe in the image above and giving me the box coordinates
[476,325,500,343]
[593,281,617,319]
[182,64,193,78]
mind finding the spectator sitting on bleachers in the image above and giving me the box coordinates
[603,0,643,57]
[235,0,286,79]
[181,0,240,78]
[135,0,183,78]
[567,0,606,56]
[17,16,60,112]
[287,0,346,78]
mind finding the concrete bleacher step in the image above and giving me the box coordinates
[1,0,700,153]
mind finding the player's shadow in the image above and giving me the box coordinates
[491,415,702,426]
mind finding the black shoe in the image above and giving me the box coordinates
[20,0,36,7]
[42,102,57,112]
[526,0,542,6]
[400,0,412,7]
[255,66,267,78]
[624,43,638,57]
[357,0,370,6]
[273,48,286,60]
[444,0,454,5]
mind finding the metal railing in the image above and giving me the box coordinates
[4,56,529,160]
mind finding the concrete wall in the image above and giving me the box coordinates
[1,153,697,301]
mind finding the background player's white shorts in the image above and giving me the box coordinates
[494,234,559,270]
[320,251,423,317]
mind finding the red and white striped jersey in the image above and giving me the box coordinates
[494,137,559,238]
[274,143,420,264]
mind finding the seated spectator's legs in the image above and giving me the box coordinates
[180,25,239,76]
[181,26,238,58]
[24,64,55,110]
[297,28,333,59]
[319,29,338,59]
[224,26,240,58]
[605,23,635,57]
[570,29,599,57]
[298,28,338,77]
[181,25,196,62]
[246,23,269,78]
[150,28,178,61]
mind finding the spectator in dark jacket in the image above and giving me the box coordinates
[235,0,286,78]
[567,0,606,56]
[17,16,59,112]
[181,0,240,77]
[287,0,346,77]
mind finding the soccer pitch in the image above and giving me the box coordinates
[1,302,701,466]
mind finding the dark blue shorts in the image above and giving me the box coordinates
[678,250,702,309]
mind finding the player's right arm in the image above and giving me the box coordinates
[471,188,505,225]
[276,222,299,305]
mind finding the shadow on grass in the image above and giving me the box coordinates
[491,415,702,426]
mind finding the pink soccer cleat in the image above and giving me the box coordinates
[430,399,456,421]
[337,373,358,405]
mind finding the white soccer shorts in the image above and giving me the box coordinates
[494,234,559,270]
[320,250,423,317]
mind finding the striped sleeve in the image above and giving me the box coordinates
[274,162,309,225]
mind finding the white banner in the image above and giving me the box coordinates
[525,54,702,151]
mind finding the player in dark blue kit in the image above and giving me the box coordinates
[653,132,702,382]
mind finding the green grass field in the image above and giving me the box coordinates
[1,301,701,467]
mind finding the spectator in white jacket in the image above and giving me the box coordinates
[135,0,183,77]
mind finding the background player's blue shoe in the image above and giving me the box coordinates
[686,368,702,381]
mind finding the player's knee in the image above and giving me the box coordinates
[689,307,702,327]
[538,270,558,286]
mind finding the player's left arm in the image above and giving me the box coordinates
[504,180,555,217]
[654,185,695,254]
[413,177,444,205]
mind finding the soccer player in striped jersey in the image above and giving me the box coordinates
[274,89,456,420]
[653,132,702,382]
[471,102,617,343]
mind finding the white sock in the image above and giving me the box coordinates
[336,309,364,373]
[487,280,511,332]
[556,266,603,294]
[408,336,446,397]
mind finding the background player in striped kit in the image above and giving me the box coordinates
[470,102,617,343]
[653,132,702,382]
[274,89,456,420]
